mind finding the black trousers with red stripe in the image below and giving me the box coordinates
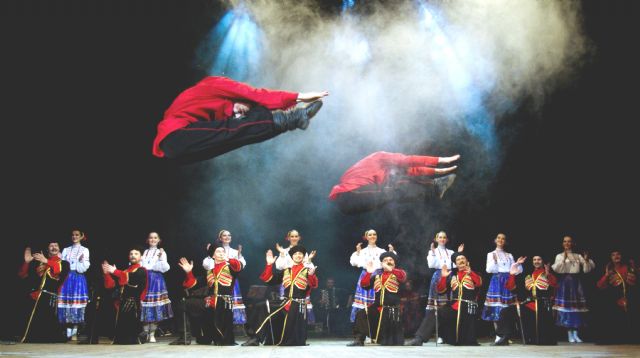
[160,105,279,164]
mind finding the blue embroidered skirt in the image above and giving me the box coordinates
[481,272,514,322]
[553,273,588,328]
[141,270,173,323]
[57,271,89,324]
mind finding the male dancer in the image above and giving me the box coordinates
[19,243,69,343]
[153,76,327,163]
[102,247,148,344]
[348,251,407,346]
[329,151,459,214]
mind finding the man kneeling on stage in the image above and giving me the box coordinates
[348,251,407,346]
[251,246,318,346]
[102,247,148,344]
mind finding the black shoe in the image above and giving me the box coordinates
[492,336,510,346]
[404,337,423,346]
[346,340,364,346]
[241,336,260,346]
[272,100,323,132]
[300,100,323,129]
[434,174,456,199]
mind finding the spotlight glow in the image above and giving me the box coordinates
[418,1,498,152]
[200,4,264,81]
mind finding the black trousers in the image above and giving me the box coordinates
[160,106,280,164]
[522,304,557,345]
[22,293,67,343]
[353,307,404,345]
[413,308,449,343]
[244,300,284,345]
[335,179,436,215]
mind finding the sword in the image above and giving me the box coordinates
[182,297,187,345]
[515,299,526,345]
[434,297,439,347]
[266,299,275,345]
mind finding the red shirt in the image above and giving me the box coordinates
[328,152,440,199]
[153,76,299,157]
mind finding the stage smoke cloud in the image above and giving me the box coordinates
[179,0,590,280]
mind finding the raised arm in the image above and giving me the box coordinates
[76,247,91,273]
[551,253,566,273]
[152,249,170,273]
[486,252,499,274]
[201,77,300,110]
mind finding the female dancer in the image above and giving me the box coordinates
[140,232,173,342]
[481,233,524,343]
[203,229,247,324]
[551,235,594,343]
[57,229,90,340]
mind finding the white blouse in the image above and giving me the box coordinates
[427,245,456,269]
[551,251,595,274]
[61,244,90,273]
[350,245,388,270]
[486,249,522,275]
[275,246,315,270]
[203,244,247,270]
[141,247,170,273]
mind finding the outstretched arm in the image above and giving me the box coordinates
[202,77,326,110]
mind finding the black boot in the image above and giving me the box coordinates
[404,337,423,346]
[347,334,365,346]
[272,100,323,132]
[241,336,260,346]
[434,174,456,199]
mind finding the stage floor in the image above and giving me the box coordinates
[2,338,640,357]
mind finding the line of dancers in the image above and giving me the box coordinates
[18,229,638,346]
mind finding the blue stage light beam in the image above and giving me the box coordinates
[417,1,500,154]
[342,0,356,12]
[200,4,264,81]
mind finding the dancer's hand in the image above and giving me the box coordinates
[275,243,286,255]
[430,242,436,251]
[308,266,317,275]
[458,243,465,253]
[356,242,362,254]
[365,261,376,274]
[297,91,329,103]
[544,263,551,275]
[178,258,193,273]
[78,253,84,262]
[582,251,590,261]
[237,245,243,257]
[24,247,33,263]
[441,265,451,277]
[388,244,395,252]
[438,154,461,164]
[516,256,527,265]
[308,250,317,262]
[102,261,116,274]
[266,250,276,265]
[33,252,48,264]
[510,263,521,275]
[158,248,165,258]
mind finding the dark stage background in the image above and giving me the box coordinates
[1,0,638,341]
